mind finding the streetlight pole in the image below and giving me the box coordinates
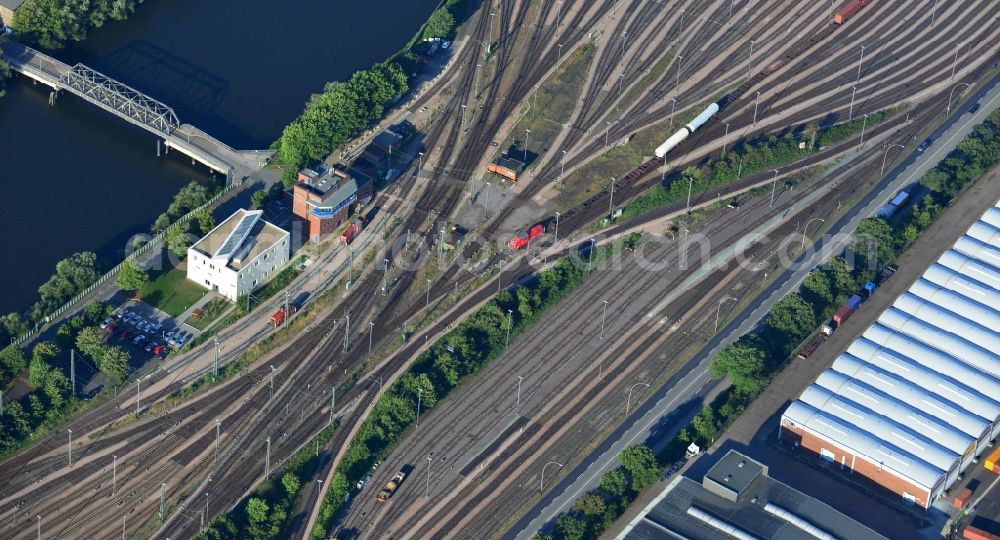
[343,313,350,352]
[802,218,825,244]
[951,42,961,79]
[560,150,567,182]
[215,420,221,465]
[269,365,275,402]
[675,55,684,91]
[881,144,905,175]
[746,40,755,77]
[931,0,939,26]
[525,129,531,162]
[426,279,432,313]
[112,454,117,495]
[516,375,523,415]
[601,300,609,339]
[686,176,693,213]
[715,297,737,332]
[626,383,650,415]
[416,388,422,427]
[770,169,779,207]
[608,177,616,218]
[588,238,596,271]
[554,212,560,243]
[856,45,865,82]
[858,113,869,148]
[382,258,389,294]
[753,91,761,126]
[722,123,730,155]
[557,43,563,63]
[947,83,971,115]
[484,182,491,217]
[136,379,140,415]
[426,455,432,497]
[540,462,564,492]
[418,151,423,172]
[369,321,374,358]
[848,85,857,121]
[605,121,612,148]
[505,309,513,348]
[330,385,336,424]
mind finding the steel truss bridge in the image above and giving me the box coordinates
[1,39,272,180]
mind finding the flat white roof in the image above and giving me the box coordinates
[784,201,1000,495]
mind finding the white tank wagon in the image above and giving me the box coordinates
[654,102,721,158]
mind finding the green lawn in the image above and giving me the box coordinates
[139,266,207,318]
[186,297,233,331]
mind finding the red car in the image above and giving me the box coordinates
[105,323,118,334]
[152,345,165,356]
[509,224,545,250]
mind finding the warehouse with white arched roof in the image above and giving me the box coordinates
[781,203,1000,509]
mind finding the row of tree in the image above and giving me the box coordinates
[310,254,597,538]
[274,61,409,179]
[622,108,898,220]
[11,0,146,50]
[199,426,336,540]
[0,301,115,456]
[536,444,662,540]
[0,251,101,345]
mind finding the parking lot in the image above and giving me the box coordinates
[100,299,202,369]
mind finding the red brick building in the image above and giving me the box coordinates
[292,166,373,243]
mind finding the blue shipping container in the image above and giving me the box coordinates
[846,294,863,311]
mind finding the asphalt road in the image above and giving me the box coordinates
[508,64,1000,540]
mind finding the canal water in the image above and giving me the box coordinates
[0,0,439,314]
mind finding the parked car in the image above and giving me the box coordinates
[917,138,932,152]
[99,317,114,329]
[175,335,189,348]
[132,335,147,345]
[106,323,118,334]
[969,103,980,114]
[145,322,157,332]
[144,341,158,352]
[151,323,163,334]
[131,317,144,328]
[164,331,175,342]
[152,345,165,356]
[442,40,451,49]
[123,311,136,321]
[120,329,132,339]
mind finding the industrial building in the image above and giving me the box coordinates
[186,209,290,301]
[781,202,1000,509]
[619,450,883,540]
[292,166,373,243]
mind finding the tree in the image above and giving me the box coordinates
[852,217,895,268]
[166,227,191,258]
[151,213,171,234]
[97,346,130,385]
[76,327,105,359]
[554,514,586,540]
[251,189,270,209]
[282,473,301,499]
[573,493,606,518]
[619,444,660,491]
[709,338,768,394]
[28,355,52,388]
[193,208,216,236]
[0,346,28,382]
[32,341,59,362]
[691,405,718,443]
[116,259,149,293]
[0,59,10,98]
[801,270,833,313]
[246,497,270,539]
[423,8,456,39]
[765,293,816,342]
[599,469,627,498]
[825,257,859,303]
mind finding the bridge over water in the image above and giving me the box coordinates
[1,40,273,181]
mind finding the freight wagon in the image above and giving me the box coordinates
[487,157,525,182]
[834,0,872,24]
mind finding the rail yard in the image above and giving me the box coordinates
[1,1,999,539]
